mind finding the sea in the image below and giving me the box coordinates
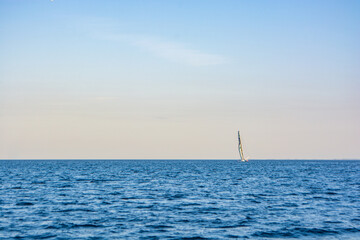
[0,160,359,239]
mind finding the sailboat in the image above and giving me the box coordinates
[237,131,248,162]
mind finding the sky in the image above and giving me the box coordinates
[0,0,359,159]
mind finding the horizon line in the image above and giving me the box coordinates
[0,159,359,161]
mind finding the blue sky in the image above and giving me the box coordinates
[0,0,359,159]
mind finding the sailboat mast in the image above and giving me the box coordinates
[238,131,242,161]
[238,130,246,162]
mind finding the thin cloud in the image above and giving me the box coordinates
[94,96,119,101]
[100,33,226,66]
[132,37,226,66]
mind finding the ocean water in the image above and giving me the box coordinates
[0,160,359,239]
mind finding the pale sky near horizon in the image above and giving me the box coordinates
[0,0,359,159]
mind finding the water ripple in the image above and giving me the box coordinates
[0,160,359,239]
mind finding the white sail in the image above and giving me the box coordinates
[238,131,248,162]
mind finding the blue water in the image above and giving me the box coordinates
[0,160,359,239]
